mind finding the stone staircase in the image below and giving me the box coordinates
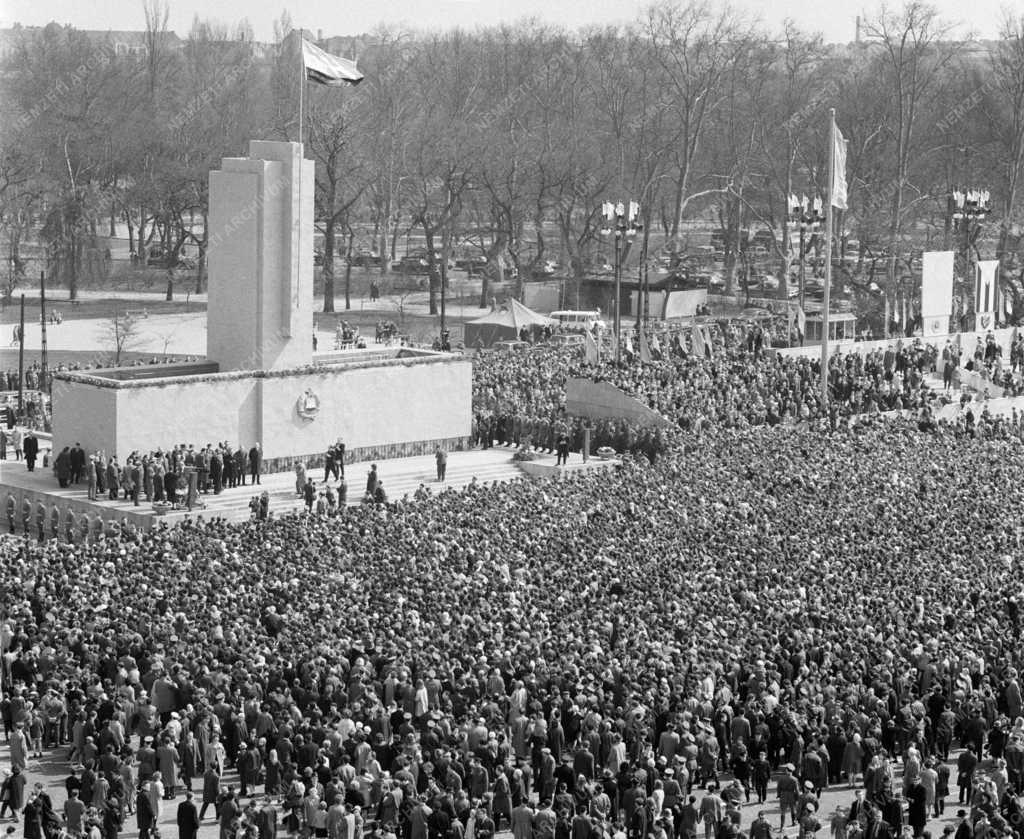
[151,448,527,525]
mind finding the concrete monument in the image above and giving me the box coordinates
[52,141,471,471]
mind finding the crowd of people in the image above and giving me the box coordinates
[45,443,264,505]
[2,420,1024,839]
[5,317,1024,839]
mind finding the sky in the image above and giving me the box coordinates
[0,0,1004,45]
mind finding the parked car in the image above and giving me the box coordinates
[392,252,431,275]
[531,259,559,278]
[454,254,488,273]
[147,247,192,269]
[493,340,530,352]
[350,250,382,268]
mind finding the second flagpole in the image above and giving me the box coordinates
[821,108,835,410]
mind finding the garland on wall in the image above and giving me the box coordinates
[54,350,461,391]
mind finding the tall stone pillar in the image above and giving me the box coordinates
[207,141,314,372]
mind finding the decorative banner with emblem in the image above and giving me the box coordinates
[974,260,999,333]
[921,251,954,338]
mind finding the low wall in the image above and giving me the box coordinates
[0,484,152,541]
[773,327,1015,362]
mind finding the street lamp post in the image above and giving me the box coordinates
[952,186,990,265]
[601,200,642,364]
[952,187,991,329]
[786,194,825,312]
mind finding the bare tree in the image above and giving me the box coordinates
[100,312,143,365]
[862,2,961,335]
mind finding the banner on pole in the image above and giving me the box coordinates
[975,259,999,331]
[920,251,954,338]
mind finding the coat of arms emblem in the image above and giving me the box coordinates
[296,388,321,421]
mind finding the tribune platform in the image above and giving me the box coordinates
[0,447,620,534]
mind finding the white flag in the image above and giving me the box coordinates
[831,122,848,210]
[302,38,364,86]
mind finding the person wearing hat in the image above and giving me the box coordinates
[0,766,26,820]
[952,810,971,839]
[957,746,978,804]
[777,765,799,830]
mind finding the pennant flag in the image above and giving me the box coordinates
[650,332,661,355]
[691,324,705,358]
[625,332,635,357]
[831,122,848,210]
[676,332,687,355]
[796,305,806,337]
[584,330,600,365]
[302,38,364,86]
[639,326,652,364]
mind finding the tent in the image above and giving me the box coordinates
[463,299,555,348]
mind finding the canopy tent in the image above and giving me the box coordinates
[464,299,555,348]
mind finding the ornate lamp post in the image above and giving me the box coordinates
[786,193,825,311]
[601,200,642,364]
[952,187,990,267]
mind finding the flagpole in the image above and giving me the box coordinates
[821,108,835,410]
[297,28,304,148]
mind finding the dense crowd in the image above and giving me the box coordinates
[471,329,962,443]
[3,420,1024,839]
[41,443,265,505]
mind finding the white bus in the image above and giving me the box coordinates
[550,310,606,332]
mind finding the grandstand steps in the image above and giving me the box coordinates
[158,447,528,524]
[0,448,530,530]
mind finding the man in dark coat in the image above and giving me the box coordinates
[907,779,927,837]
[55,447,72,488]
[70,443,85,484]
[176,790,200,839]
[0,765,26,818]
[23,430,38,472]
[248,444,262,485]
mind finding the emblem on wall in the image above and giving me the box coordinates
[296,388,321,422]
[980,314,992,330]
[931,319,942,334]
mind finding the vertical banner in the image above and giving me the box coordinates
[975,260,999,332]
[921,251,954,337]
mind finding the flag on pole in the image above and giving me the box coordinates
[584,330,600,365]
[650,331,661,356]
[301,38,364,86]
[700,326,713,359]
[639,326,651,364]
[691,324,705,358]
[831,123,848,210]
[625,332,635,357]
[796,305,806,337]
